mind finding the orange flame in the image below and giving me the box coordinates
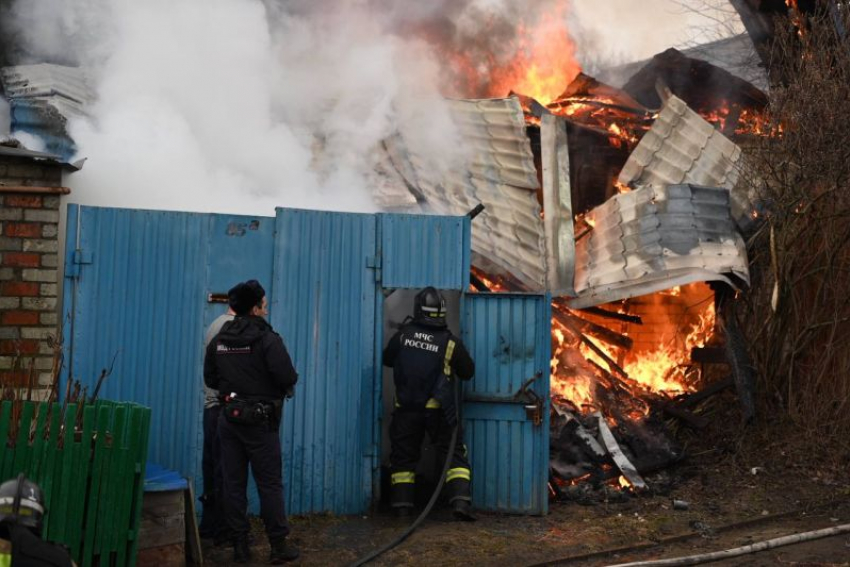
[486,2,581,104]
[700,102,781,138]
[550,283,717,417]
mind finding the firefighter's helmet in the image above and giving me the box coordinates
[0,473,46,534]
[414,287,446,325]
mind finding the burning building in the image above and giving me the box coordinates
[366,12,769,494]
[0,0,776,509]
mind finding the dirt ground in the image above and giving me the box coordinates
[203,407,850,566]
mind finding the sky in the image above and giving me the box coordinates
[571,0,744,69]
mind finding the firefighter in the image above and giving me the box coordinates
[0,474,74,567]
[383,287,476,521]
[204,281,299,564]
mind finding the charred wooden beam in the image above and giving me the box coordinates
[469,273,491,293]
[674,376,735,410]
[561,318,630,380]
[716,285,757,423]
[579,306,643,325]
[553,302,633,350]
[549,98,653,118]
[588,360,634,400]
[690,346,727,364]
[662,404,709,429]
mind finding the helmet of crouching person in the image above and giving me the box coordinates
[0,474,45,535]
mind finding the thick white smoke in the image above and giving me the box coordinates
[6,0,459,215]
[5,0,744,216]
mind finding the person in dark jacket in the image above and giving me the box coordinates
[204,281,299,564]
[382,287,476,521]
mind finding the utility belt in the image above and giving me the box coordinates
[221,393,281,425]
[394,397,442,411]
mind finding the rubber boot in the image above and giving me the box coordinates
[395,505,413,519]
[233,535,251,564]
[452,499,476,522]
[269,537,300,564]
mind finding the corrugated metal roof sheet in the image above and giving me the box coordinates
[617,95,754,230]
[390,97,548,291]
[619,96,742,188]
[1,64,93,104]
[569,183,749,308]
[1,64,93,161]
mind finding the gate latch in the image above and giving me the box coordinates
[514,372,543,426]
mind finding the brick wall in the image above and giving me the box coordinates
[0,156,68,398]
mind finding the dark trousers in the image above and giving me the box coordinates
[389,409,471,507]
[199,405,224,538]
[218,414,290,541]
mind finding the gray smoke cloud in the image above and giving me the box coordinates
[3,0,465,215]
[3,0,738,216]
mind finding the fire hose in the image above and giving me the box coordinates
[347,376,461,567]
[606,523,850,567]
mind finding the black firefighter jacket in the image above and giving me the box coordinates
[383,320,475,409]
[204,315,298,401]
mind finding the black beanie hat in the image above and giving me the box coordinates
[244,280,265,302]
[228,281,264,316]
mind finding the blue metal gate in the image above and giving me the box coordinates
[272,208,379,514]
[63,205,550,516]
[463,293,551,515]
[63,205,275,498]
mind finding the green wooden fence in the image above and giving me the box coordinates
[0,400,151,567]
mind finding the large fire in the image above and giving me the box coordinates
[428,1,581,103]
[456,3,768,425]
[551,284,716,418]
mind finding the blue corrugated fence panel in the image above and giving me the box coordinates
[273,208,378,515]
[64,205,275,501]
[462,293,550,515]
[68,206,209,479]
[379,213,470,290]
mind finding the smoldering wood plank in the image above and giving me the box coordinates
[579,305,643,325]
[595,412,647,491]
[554,303,634,350]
